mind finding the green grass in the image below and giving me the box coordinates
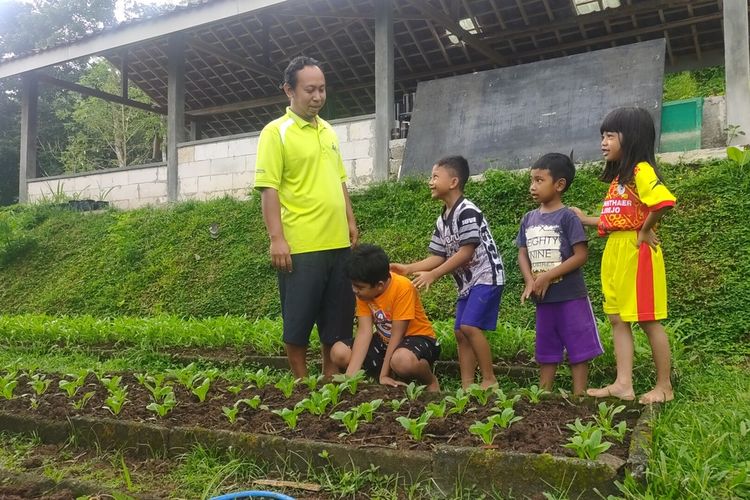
[1,160,748,351]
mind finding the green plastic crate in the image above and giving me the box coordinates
[660,98,703,152]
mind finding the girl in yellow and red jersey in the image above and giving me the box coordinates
[572,107,676,405]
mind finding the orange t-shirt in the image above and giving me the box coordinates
[356,272,435,344]
[597,162,676,236]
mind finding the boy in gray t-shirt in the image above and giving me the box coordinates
[517,153,603,395]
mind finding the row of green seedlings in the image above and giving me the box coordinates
[1,365,241,417]
[2,368,628,453]
[259,379,551,444]
[562,402,629,460]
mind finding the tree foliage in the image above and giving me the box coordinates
[58,59,164,172]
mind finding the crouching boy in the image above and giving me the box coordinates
[330,244,441,392]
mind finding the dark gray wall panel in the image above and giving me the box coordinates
[400,39,666,176]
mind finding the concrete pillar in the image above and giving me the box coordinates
[723,0,750,146]
[18,73,38,204]
[167,34,186,201]
[374,0,394,181]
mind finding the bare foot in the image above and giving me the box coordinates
[586,384,635,401]
[638,387,674,404]
[426,380,441,393]
[480,379,498,390]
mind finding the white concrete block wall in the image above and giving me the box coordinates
[25,115,380,209]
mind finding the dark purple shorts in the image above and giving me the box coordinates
[455,284,503,332]
[535,296,603,365]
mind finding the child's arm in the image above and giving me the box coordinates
[638,206,673,249]
[345,316,375,377]
[569,206,600,227]
[517,247,535,304]
[532,242,588,300]
[379,320,409,387]
[412,244,475,290]
[390,255,445,276]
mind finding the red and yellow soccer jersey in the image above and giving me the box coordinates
[597,162,676,236]
[355,273,435,344]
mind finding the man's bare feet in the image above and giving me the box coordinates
[638,386,674,404]
[586,384,636,401]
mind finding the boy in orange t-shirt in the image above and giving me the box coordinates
[330,244,441,392]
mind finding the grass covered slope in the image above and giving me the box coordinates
[0,160,747,349]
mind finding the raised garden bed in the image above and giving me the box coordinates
[0,370,654,498]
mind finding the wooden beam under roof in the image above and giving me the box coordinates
[37,74,167,115]
[186,38,278,80]
[408,0,509,66]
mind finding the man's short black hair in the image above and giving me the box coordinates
[436,155,470,191]
[345,244,390,286]
[531,153,575,193]
[282,56,322,90]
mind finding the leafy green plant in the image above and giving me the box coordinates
[58,370,89,398]
[492,389,521,410]
[227,384,243,395]
[566,418,597,440]
[331,409,362,434]
[236,396,264,410]
[71,391,96,410]
[520,384,548,403]
[491,407,523,429]
[146,391,177,418]
[302,374,323,391]
[333,370,366,395]
[29,373,51,396]
[103,388,128,416]
[563,428,612,460]
[469,418,500,445]
[727,145,750,167]
[296,391,332,416]
[446,389,471,415]
[321,383,342,407]
[272,406,304,430]
[98,375,123,393]
[405,381,426,401]
[426,400,447,418]
[274,373,298,398]
[593,402,626,433]
[246,368,272,389]
[141,374,174,403]
[222,405,240,424]
[190,377,211,402]
[467,384,494,406]
[396,410,433,441]
[389,398,407,412]
[354,399,383,423]
[0,372,18,400]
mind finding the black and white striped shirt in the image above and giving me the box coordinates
[428,197,505,297]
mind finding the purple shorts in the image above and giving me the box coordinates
[455,284,503,331]
[535,296,603,365]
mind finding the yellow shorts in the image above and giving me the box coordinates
[601,231,668,322]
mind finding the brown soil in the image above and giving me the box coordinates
[0,485,76,500]
[0,372,639,460]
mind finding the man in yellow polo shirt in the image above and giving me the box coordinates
[254,56,357,378]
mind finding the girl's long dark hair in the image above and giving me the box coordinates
[600,107,664,186]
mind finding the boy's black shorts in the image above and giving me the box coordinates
[278,247,354,346]
[340,335,441,379]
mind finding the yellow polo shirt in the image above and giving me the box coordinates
[254,107,350,254]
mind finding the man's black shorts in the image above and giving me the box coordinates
[339,335,441,379]
[278,247,354,346]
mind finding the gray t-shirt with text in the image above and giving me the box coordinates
[516,206,589,303]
